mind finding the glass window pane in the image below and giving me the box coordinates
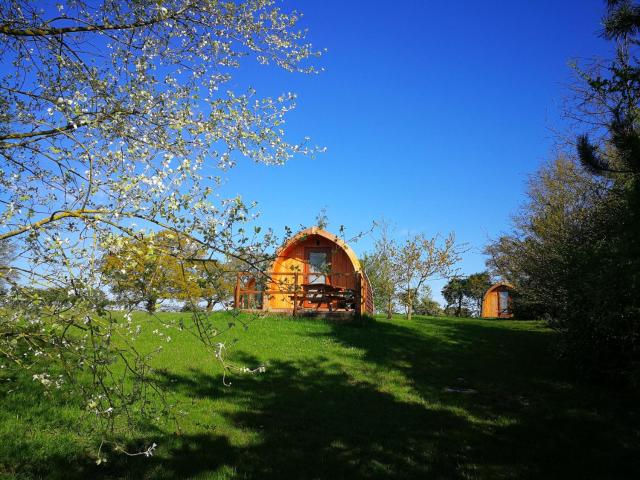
[499,291,509,314]
[308,251,327,284]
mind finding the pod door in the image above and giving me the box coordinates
[305,248,330,285]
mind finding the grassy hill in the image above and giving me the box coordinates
[1,313,639,479]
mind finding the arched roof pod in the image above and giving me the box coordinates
[481,281,515,319]
[271,226,362,272]
[234,226,374,316]
[482,281,515,302]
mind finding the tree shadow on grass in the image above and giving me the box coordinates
[148,358,493,479]
[313,317,640,479]
[2,359,489,478]
[116,316,639,479]
[0,371,233,480]
[27,357,490,479]
[4,317,640,479]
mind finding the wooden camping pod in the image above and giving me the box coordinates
[481,282,515,318]
[235,227,374,317]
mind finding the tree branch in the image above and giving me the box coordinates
[0,209,106,241]
[0,121,82,142]
[0,5,194,37]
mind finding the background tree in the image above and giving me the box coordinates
[361,221,398,318]
[484,156,604,313]
[0,0,320,448]
[101,229,232,312]
[484,152,632,376]
[102,231,179,312]
[441,273,492,317]
[414,296,443,317]
[464,272,492,316]
[393,233,459,321]
[397,287,419,317]
[193,260,236,312]
[401,285,442,317]
[442,277,467,317]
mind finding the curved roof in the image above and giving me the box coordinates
[272,227,362,271]
[483,281,515,301]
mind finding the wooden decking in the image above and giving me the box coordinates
[234,271,367,316]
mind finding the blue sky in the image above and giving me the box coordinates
[221,0,613,302]
[0,1,616,306]
[4,1,612,303]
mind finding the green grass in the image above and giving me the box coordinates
[2,313,639,479]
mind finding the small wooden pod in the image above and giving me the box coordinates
[481,282,515,318]
[236,227,374,317]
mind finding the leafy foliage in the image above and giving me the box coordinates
[441,272,492,317]
[363,225,459,320]
[393,233,460,321]
[0,0,321,450]
[485,153,639,379]
[101,230,235,313]
[442,277,467,317]
[362,222,460,320]
[407,286,443,316]
[464,272,492,315]
[360,222,397,318]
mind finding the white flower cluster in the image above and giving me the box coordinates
[32,373,64,389]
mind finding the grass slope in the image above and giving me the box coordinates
[1,314,639,479]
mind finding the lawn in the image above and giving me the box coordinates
[1,313,639,479]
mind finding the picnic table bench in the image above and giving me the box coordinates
[289,283,356,312]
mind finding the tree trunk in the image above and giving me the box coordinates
[206,298,214,311]
[456,293,462,317]
[145,295,157,313]
[407,302,413,321]
[386,297,393,319]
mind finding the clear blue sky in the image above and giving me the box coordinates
[0,1,615,306]
[218,1,613,302]
[225,1,612,302]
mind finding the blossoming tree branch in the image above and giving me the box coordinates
[0,0,322,443]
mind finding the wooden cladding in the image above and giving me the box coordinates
[481,282,515,318]
[234,227,374,317]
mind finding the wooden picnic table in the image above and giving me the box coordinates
[289,283,355,312]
